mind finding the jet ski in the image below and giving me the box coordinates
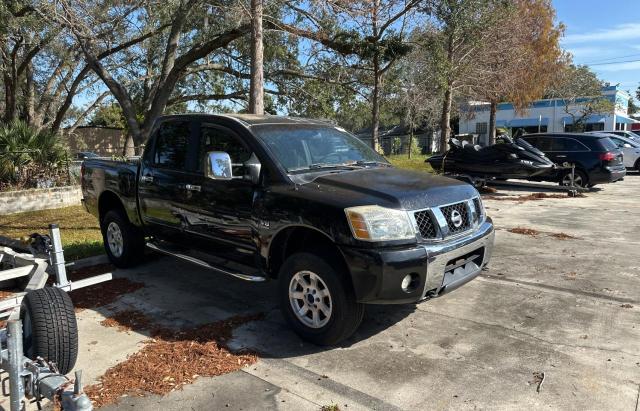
[428,136,554,179]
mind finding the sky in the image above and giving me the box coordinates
[553,0,640,100]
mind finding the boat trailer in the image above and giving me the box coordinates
[0,225,112,411]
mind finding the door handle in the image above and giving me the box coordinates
[556,155,567,158]
[140,175,154,183]
[185,184,201,192]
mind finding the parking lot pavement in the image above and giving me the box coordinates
[27,173,640,411]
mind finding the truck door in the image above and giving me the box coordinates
[182,122,259,267]
[138,120,195,240]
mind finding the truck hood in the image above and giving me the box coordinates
[301,167,479,210]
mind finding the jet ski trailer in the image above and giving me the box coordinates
[0,225,112,411]
[428,137,583,194]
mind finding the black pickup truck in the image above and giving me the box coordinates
[81,114,495,344]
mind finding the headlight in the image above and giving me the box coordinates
[345,205,415,241]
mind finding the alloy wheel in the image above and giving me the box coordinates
[106,221,124,257]
[289,270,333,329]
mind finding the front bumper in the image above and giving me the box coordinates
[341,219,495,304]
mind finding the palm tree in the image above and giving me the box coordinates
[0,120,68,189]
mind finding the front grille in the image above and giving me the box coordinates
[440,202,471,234]
[414,210,437,239]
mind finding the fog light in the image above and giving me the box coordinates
[401,273,419,293]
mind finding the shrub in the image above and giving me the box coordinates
[0,120,70,191]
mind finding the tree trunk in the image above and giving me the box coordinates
[372,68,381,152]
[369,0,381,153]
[439,85,452,153]
[408,127,414,159]
[3,73,17,123]
[488,100,497,145]
[248,0,264,115]
[25,62,35,126]
[123,134,136,157]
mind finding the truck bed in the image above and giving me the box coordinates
[81,157,141,225]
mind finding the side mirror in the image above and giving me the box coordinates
[243,153,262,185]
[623,143,632,148]
[205,151,233,180]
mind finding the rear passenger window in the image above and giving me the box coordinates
[610,137,626,149]
[535,137,554,151]
[154,122,190,169]
[599,138,617,151]
[552,138,588,152]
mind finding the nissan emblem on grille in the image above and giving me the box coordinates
[440,201,471,234]
[450,210,463,228]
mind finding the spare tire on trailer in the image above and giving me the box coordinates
[20,287,78,375]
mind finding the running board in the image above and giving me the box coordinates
[145,242,266,282]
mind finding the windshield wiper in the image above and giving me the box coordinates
[289,163,363,173]
[351,160,391,167]
[310,162,364,170]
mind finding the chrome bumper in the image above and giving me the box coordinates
[421,219,494,299]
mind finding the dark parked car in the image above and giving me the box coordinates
[75,151,99,160]
[521,133,626,187]
[81,114,495,345]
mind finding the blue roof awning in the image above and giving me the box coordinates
[615,114,639,124]
[562,115,607,124]
[508,118,549,127]
[496,120,508,127]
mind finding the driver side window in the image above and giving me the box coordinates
[198,125,252,176]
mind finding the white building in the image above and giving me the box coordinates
[459,85,639,146]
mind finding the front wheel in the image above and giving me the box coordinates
[278,252,364,345]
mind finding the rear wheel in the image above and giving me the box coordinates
[278,252,364,345]
[101,210,145,267]
[560,169,588,188]
[20,287,78,374]
[635,159,640,172]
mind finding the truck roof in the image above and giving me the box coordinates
[157,113,334,127]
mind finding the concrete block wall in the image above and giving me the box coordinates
[0,186,82,215]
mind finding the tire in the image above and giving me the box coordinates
[278,252,364,345]
[101,210,145,268]
[559,169,588,188]
[20,287,78,374]
[635,159,640,172]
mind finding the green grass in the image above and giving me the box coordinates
[386,153,433,173]
[0,205,103,261]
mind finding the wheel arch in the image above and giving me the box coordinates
[98,190,128,224]
[267,225,351,282]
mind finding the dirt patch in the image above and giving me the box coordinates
[100,309,153,332]
[69,263,115,281]
[70,278,144,312]
[478,186,497,194]
[550,232,578,240]
[620,303,633,309]
[508,227,540,236]
[85,313,263,408]
[506,228,579,240]
[46,263,115,287]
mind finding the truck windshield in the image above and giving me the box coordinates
[251,124,389,173]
